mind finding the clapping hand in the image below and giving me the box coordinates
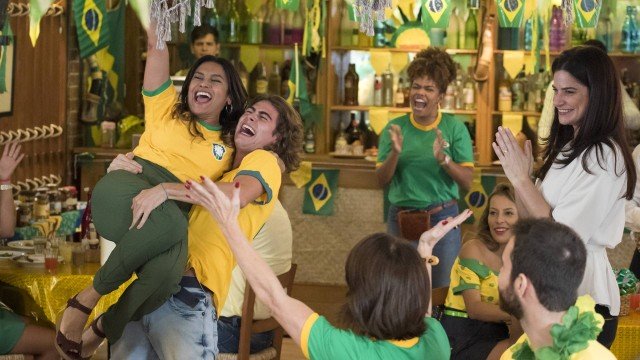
[492,127,533,185]
[389,124,403,154]
[417,209,472,258]
[433,129,449,164]
[0,142,24,180]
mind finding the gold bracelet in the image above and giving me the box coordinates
[426,255,439,266]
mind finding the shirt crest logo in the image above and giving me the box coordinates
[212,144,226,161]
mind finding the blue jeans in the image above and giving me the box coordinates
[110,283,218,359]
[217,316,274,354]
[387,203,461,288]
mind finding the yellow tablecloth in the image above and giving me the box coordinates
[611,310,640,360]
[0,259,133,324]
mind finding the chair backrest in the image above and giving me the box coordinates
[237,264,298,360]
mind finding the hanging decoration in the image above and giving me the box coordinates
[276,0,299,11]
[149,0,215,50]
[302,0,324,56]
[422,0,452,29]
[572,0,601,28]
[497,0,526,28]
[29,0,55,46]
[73,0,110,58]
[561,0,574,25]
[351,0,392,36]
[0,20,12,94]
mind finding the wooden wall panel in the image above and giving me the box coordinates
[0,1,67,190]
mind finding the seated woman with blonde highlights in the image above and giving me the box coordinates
[186,177,473,359]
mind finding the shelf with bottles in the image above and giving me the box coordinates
[331,46,478,55]
[221,43,299,50]
[330,105,476,115]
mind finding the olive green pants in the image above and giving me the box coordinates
[91,158,190,343]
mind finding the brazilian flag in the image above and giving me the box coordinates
[73,0,110,58]
[276,0,300,11]
[459,168,496,224]
[422,0,453,29]
[573,0,601,28]
[303,169,339,216]
[287,55,322,129]
[95,1,125,120]
[497,0,526,28]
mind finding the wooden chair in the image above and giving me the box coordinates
[218,264,297,360]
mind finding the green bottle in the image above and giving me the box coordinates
[227,0,240,43]
[464,0,478,49]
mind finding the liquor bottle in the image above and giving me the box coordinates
[204,5,220,30]
[463,67,475,110]
[284,10,294,45]
[596,5,613,51]
[382,66,394,107]
[217,0,229,42]
[621,5,638,53]
[261,0,272,44]
[443,85,455,110]
[549,6,565,52]
[345,112,363,145]
[267,7,282,44]
[292,8,304,44]
[358,114,376,150]
[395,78,406,107]
[373,75,382,106]
[238,0,250,43]
[334,121,349,154]
[227,0,240,43]
[268,62,281,96]
[344,63,359,105]
[256,63,268,95]
[447,7,460,49]
[340,3,354,46]
[464,0,479,49]
[498,72,512,112]
[402,78,410,107]
[304,128,316,153]
[247,12,261,44]
[454,64,464,110]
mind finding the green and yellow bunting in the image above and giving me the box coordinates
[0,21,12,94]
[573,0,601,28]
[29,0,54,46]
[73,0,110,58]
[421,0,452,28]
[497,0,526,28]
[303,169,339,216]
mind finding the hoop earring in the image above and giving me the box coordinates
[225,103,233,114]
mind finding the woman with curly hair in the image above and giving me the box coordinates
[376,47,474,288]
[441,184,522,360]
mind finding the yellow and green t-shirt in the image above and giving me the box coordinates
[376,112,474,208]
[188,150,282,311]
[445,257,500,312]
[133,79,234,183]
[300,313,451,360]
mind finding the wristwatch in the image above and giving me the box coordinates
[439,155,451,166]
[0,184,12,191]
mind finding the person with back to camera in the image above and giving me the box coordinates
[175,24,221,76]
[499,219,615,359]
[494,45,636,348]
[0,142,58,359]
[187,174,475,359]
[376,47,474,289]
[441,184,523,360]
[55,14,246,359]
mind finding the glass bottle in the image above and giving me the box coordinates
[344,64,359,106]
[463,67,475,110]
[373,21,386,48]
[280,60,291,98]
[334,121,349,154]
[549,6,565,52]
[304,128,316,153]
[454,64,464,110]
[261,0,272,44]
[464,0,479,50]
[403,78,411,107]
[284,10,294,45]
[340,3,354,46]
[292,9,304,44]
[621,5,638,53]
[267,7,282,44]
[247,12,261,44]
[443,85,455,110]
[596,5,612,52]
[227,0,241,43]
[498,72,513,112]
[35,190,50,221]
[382,66,394,107]
[373,75,383,106]
[447,8,460,49]
[204,5,220,30]
[345,112,363,145]
[524,16,533,51]
[238,0,250,43]
[255,63,268,95]
[268,61,281,96]
[511,70,526,111]
[395,78,405,107]
[217,0,229,42]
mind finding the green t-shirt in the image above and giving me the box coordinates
[377,112,474,208]
[301,313,451,360]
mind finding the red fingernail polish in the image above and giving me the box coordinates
[234,182,240,188]
[200,176,205,181]
[185,183,191,189]
[442,220,449,225]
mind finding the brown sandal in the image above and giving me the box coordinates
[55,294,93,360]
[80,313,106,360]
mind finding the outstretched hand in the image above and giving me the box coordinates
[186,177,241,230]
[417,209,472,258]
[0,142,24,180]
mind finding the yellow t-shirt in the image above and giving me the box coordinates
[220,200,292,320]
[188,150,282,312]
[500,337,615,359]
[133,79,234,182]
[445,257,500,312]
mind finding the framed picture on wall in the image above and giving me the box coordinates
[0,35,15,117]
